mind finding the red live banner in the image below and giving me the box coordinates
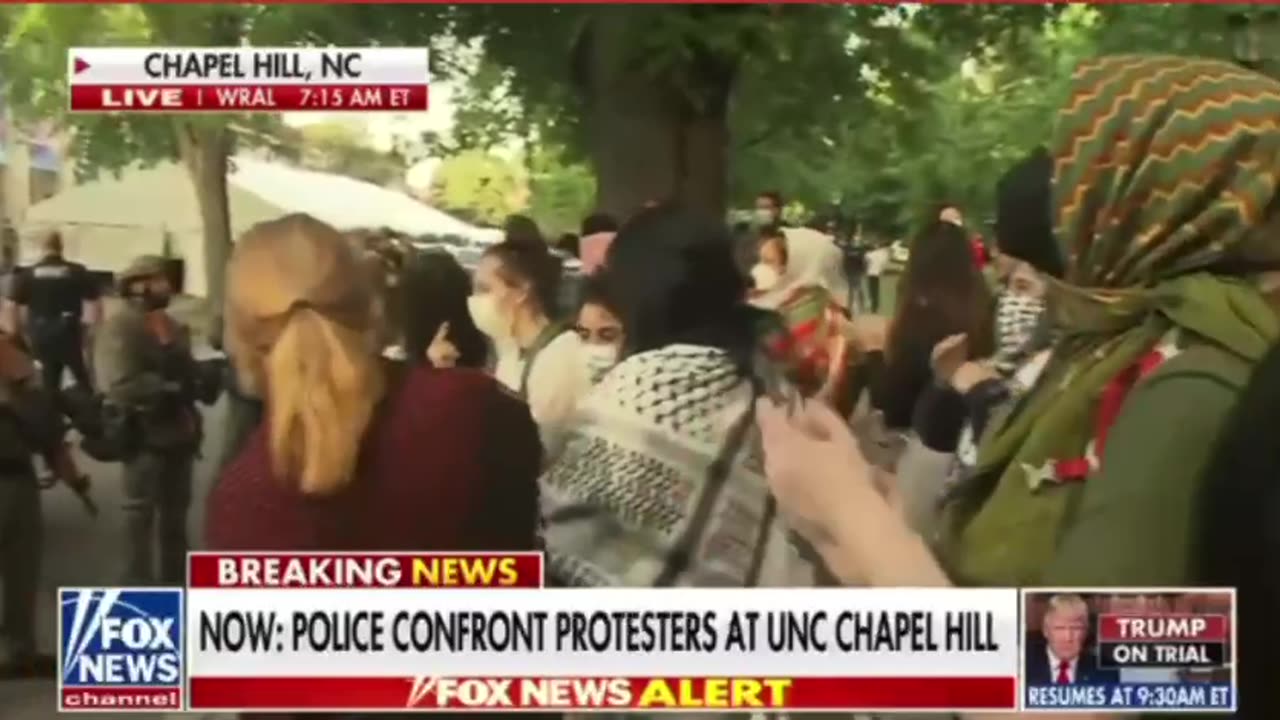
[69,84,428,113]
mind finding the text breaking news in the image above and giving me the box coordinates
[67,46,429,113]
[1021,589,1237,713]
[172,552,1022,713]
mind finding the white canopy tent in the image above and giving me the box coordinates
[19,157,500,298]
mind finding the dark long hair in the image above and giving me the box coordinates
[485,214,563,317]
[888,220,994,363]
[604,204,766,376]
[871,220,994,429]
[399,250,487,368]
[1197,341,1280,718]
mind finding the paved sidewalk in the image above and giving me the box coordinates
[2,397,228,718]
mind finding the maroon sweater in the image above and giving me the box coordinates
[208,367,547,720]
[207,365,542,553]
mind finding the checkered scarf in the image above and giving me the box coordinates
[539,344,816,589]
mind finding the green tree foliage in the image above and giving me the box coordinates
[401,4,1268,237]
[0,3,412,307]
[5,3,1271,303]
[525,144,595,237]
[741,4,1268,236]
[427,149,525,227]
[366,5,943,217]
[365,4,1070,221]
[296,120,405,187]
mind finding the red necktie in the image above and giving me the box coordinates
[1056,660,1071,684]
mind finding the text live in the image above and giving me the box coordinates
[69,84,429,113]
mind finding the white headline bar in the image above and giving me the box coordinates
[68,47,429,86]
[185,587,1021,679]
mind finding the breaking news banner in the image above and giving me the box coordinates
[67,47,429,113]
[174,552,1018,713]
[1020,589,1237,713]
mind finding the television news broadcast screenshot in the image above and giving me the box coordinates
[0,1,1274,718]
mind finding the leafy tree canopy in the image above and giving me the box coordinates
[294,120,406,187]
[1,2,435,306]
[426,148,525,227]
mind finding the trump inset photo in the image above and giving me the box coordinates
[1021,589,1236,712]
[1025,593,1117,686]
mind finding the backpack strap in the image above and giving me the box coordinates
[653,398,759,587]
[518,321,570,399]
[654,354,794,587]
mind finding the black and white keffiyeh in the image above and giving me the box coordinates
[991,292,1048,378]
[539,344,816,589]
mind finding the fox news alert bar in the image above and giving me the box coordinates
[168,552,1021,713]
[67,47,429,112]
[60,554,1235,714]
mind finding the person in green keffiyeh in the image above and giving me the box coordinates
[941,54,1280,586]
[750,55,1280,718]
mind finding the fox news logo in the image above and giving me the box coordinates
[58,588,183,712]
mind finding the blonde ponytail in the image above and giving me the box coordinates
[263,306,386,495]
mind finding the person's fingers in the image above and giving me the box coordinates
[756,397,810,476]
[936,330,962,351]
[795,398,852,441]
[433,345,460,367]
[432,322,451,344]
[932,333,967,359]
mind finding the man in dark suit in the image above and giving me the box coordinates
[1025,594,1119,685]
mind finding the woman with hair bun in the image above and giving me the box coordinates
[470,215,590,459]
[208,213,543,558]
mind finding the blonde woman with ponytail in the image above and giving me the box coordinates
[207,213,545,554]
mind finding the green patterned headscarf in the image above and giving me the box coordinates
[948,55,1280,585]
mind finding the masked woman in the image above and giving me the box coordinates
[896,148,1062,536]
[757,56,1280,622]
[470,216,590,460]
[573,273,624,385]
[749,225,855,415]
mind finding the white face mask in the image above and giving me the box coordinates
[467,293,512,342]
[582,343,619,384]
[754,208,776,225]
[751,264,781,291]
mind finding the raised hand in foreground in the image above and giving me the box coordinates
[755,397,947,587]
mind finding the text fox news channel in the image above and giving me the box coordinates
[57,552,1237,714]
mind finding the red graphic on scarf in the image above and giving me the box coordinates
[1055,349,1168,482]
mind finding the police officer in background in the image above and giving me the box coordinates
[0,330,85,678]
[94,256,203,585]
[9,231,102,393]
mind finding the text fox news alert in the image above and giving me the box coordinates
[67,47,429,113]
[56,553,1237,714]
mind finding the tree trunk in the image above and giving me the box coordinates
[176,121,233,315]
[580,9,733,220]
